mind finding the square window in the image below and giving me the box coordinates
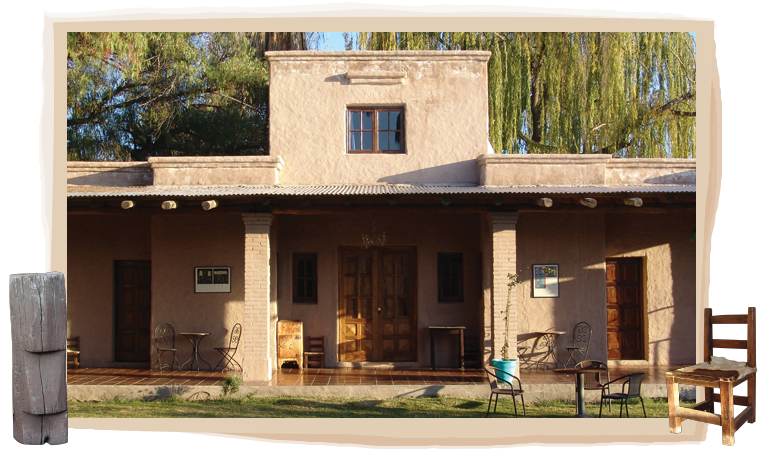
[293,253,318,304]
[438,253,464,303]
[347,107,405,153]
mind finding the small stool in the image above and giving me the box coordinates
[303,336,325,369]
[67,336,80,369]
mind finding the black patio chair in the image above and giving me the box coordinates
[214,323,242,372]
[599,371,647,418]
[484,365,526,418]
[564,322,592,367]
[575,359,611,412]
[154,323,179,372]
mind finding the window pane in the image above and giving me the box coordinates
[362,131,373,150]
[378,111,388,130]
[305,279,314,297]
[390,132,401,150]
[362,111,372,130]
[350,132,361,150]
[379,132,388,150]
[390,111,401,130]
[304,259,313,278]
[297,280,305,298]
[350,111,361,130]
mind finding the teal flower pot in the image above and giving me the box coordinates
[492,358,518,385]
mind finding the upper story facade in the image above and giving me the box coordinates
[67,50,696,189]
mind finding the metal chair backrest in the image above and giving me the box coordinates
[155,323,175,350]
[625,372,645,397]
[485,365,516,390]
[572,322,592,346]
[576,359,609,388]
[227,323,242,350]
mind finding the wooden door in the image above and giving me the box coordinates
[114,260,152,362]
[606,258,644,360]
[339,247,416,362]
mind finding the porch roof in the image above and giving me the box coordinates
[67,183,696,198]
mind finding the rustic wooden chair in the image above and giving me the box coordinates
[564,322,592,368]
[484,365,526,417]
[667,307,756,446]
[154,323,179,372]
[303,336,325,369]
[576,360,611,412]
[66,336,80,369]
[599,372,646,418]
[214,323,242,371]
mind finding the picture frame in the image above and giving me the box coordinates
[195,266,231,293]
[532,264,559,298]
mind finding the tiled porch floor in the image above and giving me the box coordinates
[66,365,687,388]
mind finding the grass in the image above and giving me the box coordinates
[68,396,692,418]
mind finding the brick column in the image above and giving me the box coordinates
[242,213,274,382]
[489,212,519,369]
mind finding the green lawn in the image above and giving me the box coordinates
[68,396,690,418]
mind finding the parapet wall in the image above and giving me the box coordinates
[477,154,696,186]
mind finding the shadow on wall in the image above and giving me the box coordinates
[377,160,479,185]
[645,170,696,185]
[667,241,697,365]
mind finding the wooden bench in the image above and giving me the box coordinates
[667,307,756,446]
[67,336,80,369]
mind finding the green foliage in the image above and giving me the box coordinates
[355,32,696,158]
[67,32,311,161]
[221,375,243,396]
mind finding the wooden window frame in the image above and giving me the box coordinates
[346,107,405,154]
[293,253,318,304]
[438,253,464,303]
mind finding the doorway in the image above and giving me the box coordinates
[338,247,417,362]
[605,257,645,360]
[114,260,152,362]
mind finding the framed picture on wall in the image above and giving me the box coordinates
[195,266,231,293]
[532,264,559,298]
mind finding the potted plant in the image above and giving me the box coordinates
[492,270,523,384]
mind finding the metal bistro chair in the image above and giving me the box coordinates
[214,323,242,372]
[154,323,179,372]
[564,322,592,367]
[484,365,526,418]
[599,372,647,418]
[576,360,611,412]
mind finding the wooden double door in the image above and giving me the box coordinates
[339,247,417,362]
[606,258,644,360]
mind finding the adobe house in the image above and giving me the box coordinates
[66,51,696,383]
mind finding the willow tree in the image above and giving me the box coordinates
[355,32,696,158]
[67,32,313,161]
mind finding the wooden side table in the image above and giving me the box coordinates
[429,326,466,370]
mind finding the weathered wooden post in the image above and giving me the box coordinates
[10,273,68,445]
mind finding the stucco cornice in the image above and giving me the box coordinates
[266,50,491,62]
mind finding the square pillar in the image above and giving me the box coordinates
[242,213,274,382]
[488,212,519,369]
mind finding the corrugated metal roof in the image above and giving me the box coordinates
[67,184,696,198]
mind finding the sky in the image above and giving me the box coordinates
[1,1,758,450]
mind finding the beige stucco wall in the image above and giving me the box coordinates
[515,213,608,365]
[274,212,482,368]
[478,154,697,187]
[67,214,152,367]
[605,212,696,365]
[149,156,283,186]
[150,213,246,369]
[268,51,490,185]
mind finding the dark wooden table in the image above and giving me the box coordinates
[179,332,212,372]
[429,326,466,370]
[554,366,607,417]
